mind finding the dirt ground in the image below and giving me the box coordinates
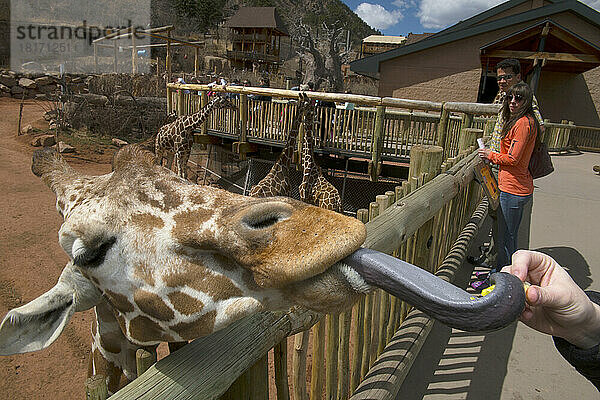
[0,98,309,399]
[0,97,116,399]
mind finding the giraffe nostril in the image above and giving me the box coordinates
[240,201,294,231]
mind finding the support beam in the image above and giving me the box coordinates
[485,50,600,64]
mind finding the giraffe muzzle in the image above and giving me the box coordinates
[341,248,525,332]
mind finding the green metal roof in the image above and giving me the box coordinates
[350,0,600,77]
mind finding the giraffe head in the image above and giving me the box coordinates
[0,146,526,356]
[209,94,237,112]
[0,146,368,352]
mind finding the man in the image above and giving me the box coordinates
[490,59,544,152]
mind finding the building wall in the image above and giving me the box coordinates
[379,11,600,126]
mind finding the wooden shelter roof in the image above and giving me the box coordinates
[223,7,289,36]
[480,19,600,74]
[350,0,600,77]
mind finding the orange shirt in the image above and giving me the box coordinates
[488,116,537,196]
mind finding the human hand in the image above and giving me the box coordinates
[501,250,600,348]
[477,148,491,160]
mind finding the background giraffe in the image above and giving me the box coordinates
[298,98,343,212]
[249,95,310,198]
[155,95,237,179]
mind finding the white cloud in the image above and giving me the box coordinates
[355,3,404,31]
[416,0,600,30]
[392,0,417,9]
[580,0,600,10]
[417,0,504,29]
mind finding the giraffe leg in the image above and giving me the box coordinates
[180,151,191,180]
[89,300,157,395]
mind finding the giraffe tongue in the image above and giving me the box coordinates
[341,248,525,332]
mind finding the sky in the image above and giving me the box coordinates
[341,0,600,37]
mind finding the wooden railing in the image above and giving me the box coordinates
[166,84,499,180]
[106,133,488,399]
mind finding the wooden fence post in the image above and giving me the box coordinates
[325,314,339,400]
[436,102,449,155]
[293,331,309,400]
[233,93,253,160]
[542,118,550,143]
[136,348,157,377]
[274,340,290,400]
[85,375,108,400]
[409,145,444,271]
[310,320,326,400]
[462,112,474,130]
[177,89,184,116]
[369,105,386,182]
[458,128,483,152]
[201,91,208,134]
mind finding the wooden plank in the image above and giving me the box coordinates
[444,102,500,115]
[485,49,600,63]
[110,310,318,400]
[349,199,489,400]
[364,151,480,254]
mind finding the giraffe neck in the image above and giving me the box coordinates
[302,104,318,176]
[89,300,149,394]
[182,98,220,130]
[277,105,303,167]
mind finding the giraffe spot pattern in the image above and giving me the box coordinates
[171,208,214,248]
[169,310,217,339]
[96,300,118,323]
[104,290,135,314]
[99,331,125,354]
[133,262,156,287]
[130,213,165,232]
[92,348,127,393]
[133,289,175,321]
[162,261,243,301]
[129,315,174,343]
[167,291,205,316]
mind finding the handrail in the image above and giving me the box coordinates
[167,83,443,110]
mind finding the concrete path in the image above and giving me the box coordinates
[396,151,600,399]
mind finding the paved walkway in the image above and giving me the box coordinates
[396,151,600,399]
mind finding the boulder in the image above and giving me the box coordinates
[38,84,58,94]
[21,124,34,134]
[19,77,37,89]
[34,76,54,86]
[0,83,9,92]
[10,85,24,94]
[0,75,17,87]
[58,141,75,153]
[112,138,129,147]
[31,135,56,147]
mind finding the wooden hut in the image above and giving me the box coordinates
[224,7,289,72]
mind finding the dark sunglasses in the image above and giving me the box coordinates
[497,74,513,82]
[508,94,524,102]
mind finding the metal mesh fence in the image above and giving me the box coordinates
[191,146,402,216]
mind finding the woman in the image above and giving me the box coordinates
[474,82,538,290]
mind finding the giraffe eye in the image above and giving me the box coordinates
[73,237,116,268]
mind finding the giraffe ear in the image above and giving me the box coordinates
[0,287,75,355]
[0,263,101,355]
